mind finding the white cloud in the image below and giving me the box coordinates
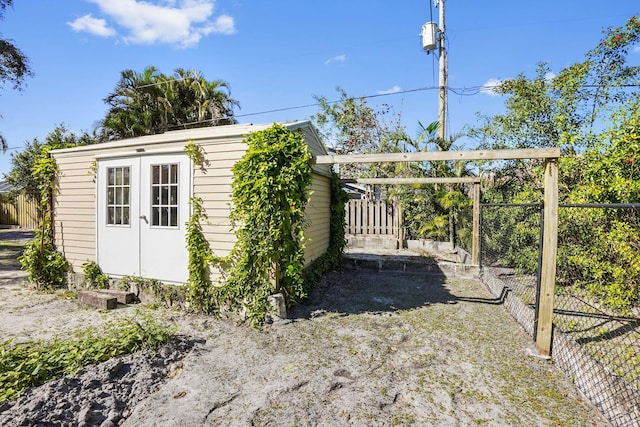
[377,85,401,95]
[634,46,640,53]
[544,71,556,81]
[480,78,503,96]
[73,0,235,48]
[325,54,346,65]
[67,14,116,37]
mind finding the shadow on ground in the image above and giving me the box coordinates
[292,254,503,319]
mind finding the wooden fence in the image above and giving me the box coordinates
[346,198,402,241]
[0,194,39,229]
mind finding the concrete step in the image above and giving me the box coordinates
[342,252,479,278]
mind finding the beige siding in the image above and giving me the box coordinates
[193,142,331,276]
[304,173,332,265]
[52,153,96,272]
[51,122,331,284]
[193,139,246,261]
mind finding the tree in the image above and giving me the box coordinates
[472,16,640,154]
[4,125,94,205]
[409,121,473,247]
[169,68,238,128]
[100,67,239,140]
[312,88,477,246]
[0,0,34,150]
[312,87,410,179]
[472,16,640,312]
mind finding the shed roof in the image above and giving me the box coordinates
[50,121,328,157]
[0,181,12,193]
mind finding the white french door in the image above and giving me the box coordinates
[97,154,191,283]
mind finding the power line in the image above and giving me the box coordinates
[165,86,442,130]
[165,81,640,130]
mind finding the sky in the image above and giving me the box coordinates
[1,0,639,177]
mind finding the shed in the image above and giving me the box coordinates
[50,121,332,284]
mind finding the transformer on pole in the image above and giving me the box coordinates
[421,0,447,143]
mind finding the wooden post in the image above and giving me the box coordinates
[472,182,480,265]
[397,198,404,248]
[536,159,559,356]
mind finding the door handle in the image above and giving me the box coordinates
[139,215,148,224]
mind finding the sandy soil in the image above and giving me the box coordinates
[0,230,610,426]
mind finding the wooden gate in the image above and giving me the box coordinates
[346,197,402,241]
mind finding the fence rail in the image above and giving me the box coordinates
[0,194,39,229]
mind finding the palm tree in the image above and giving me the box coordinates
[169,69,239,128]
[413,121,474,248]
[101,66,166,139]
[100,67,239,140]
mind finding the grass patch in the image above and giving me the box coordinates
[0,311,174,404]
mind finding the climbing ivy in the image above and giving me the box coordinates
[182,126,347,326]
[183,141,226,311]
[184,139,208,173]
[185,196,224,312]
[218,124,313,326]
[19,151,70,290]
[17,126,94,290]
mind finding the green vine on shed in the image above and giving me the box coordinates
[182,127,348,326]
[184,140,226,311]
[185,195,225,312]
[220,124,313,326]
[19,152,70,290]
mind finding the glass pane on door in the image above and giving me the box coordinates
[106,166,131,226]
[150,163,179,228]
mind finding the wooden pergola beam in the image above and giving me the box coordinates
[314,148,560,164]
[329,147,559,358]
[341,177,480,185]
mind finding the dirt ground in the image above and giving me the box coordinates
[0,230,610,426]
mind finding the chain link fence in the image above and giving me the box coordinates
[479,203,640,427]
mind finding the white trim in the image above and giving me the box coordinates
[94,146,187,160]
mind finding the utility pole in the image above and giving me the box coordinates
[436,0,447,143]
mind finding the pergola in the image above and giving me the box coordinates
[314,148,560,357]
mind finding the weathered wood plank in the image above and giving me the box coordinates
[341,177,481,185]
[536,159,559,357]
[315,148,561,164]
[472,182,481,265]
